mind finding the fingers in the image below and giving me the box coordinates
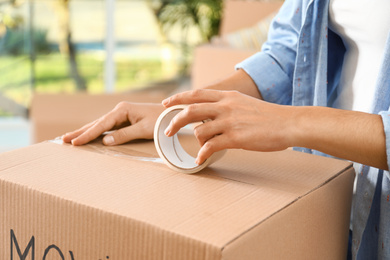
[193,121,228,164]
[196,135,227,165]
[67,103,132,146]
[193,120,223,146]
[71,113,121,145]
[102,122,151,145]
[162,89,224,107]
[164,103,217,137]
[62,103,128,145]
[62,120,97,143]
[62,102,164,146]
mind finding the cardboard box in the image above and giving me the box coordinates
[219,1,284,35]
[30,92,167,143]
[0,135,354,259]
[191,45,257,90]
[191,1,283,89]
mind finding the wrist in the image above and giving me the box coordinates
[266,104,309,150]
[287,106,317,149]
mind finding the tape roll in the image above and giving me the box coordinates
[154,105,225,174]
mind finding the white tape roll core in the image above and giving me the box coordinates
[154,105,225,174]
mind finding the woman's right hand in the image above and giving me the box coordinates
[62,102,165,146]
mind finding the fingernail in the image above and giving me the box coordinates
[71,139,76,145]
[103,135,115,145]
[164,127,171,136]
[162,98,169,106]
[195,158,201,165]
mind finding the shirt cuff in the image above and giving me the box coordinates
[235,52,292,105]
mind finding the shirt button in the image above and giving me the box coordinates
[364,192,368,197]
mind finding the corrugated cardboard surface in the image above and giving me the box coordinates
[0,137,355,259]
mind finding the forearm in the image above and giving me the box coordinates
[204,69,263,100]
[291,106,388,170]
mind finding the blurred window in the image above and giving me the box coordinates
[0,0,188,111]
[1,0,198,151]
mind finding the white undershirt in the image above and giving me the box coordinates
[329,0,390,113]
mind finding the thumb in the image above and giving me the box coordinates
[103,123,151,145]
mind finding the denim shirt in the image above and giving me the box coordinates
[236,0,390,259]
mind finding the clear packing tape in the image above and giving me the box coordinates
[154,105,226,174]
[49,137,164,164]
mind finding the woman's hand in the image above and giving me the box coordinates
[162,89,295,165]
[162,88,388,170]
[62,102,165,146]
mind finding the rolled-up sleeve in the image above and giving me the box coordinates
[235,0,303,105]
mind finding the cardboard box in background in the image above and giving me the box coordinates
[191,45,257,90]
[0,135,355,259]
[31,1,284,142]
[30,92,167,143]
[191,1,283,89]
[219,1,283,35]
